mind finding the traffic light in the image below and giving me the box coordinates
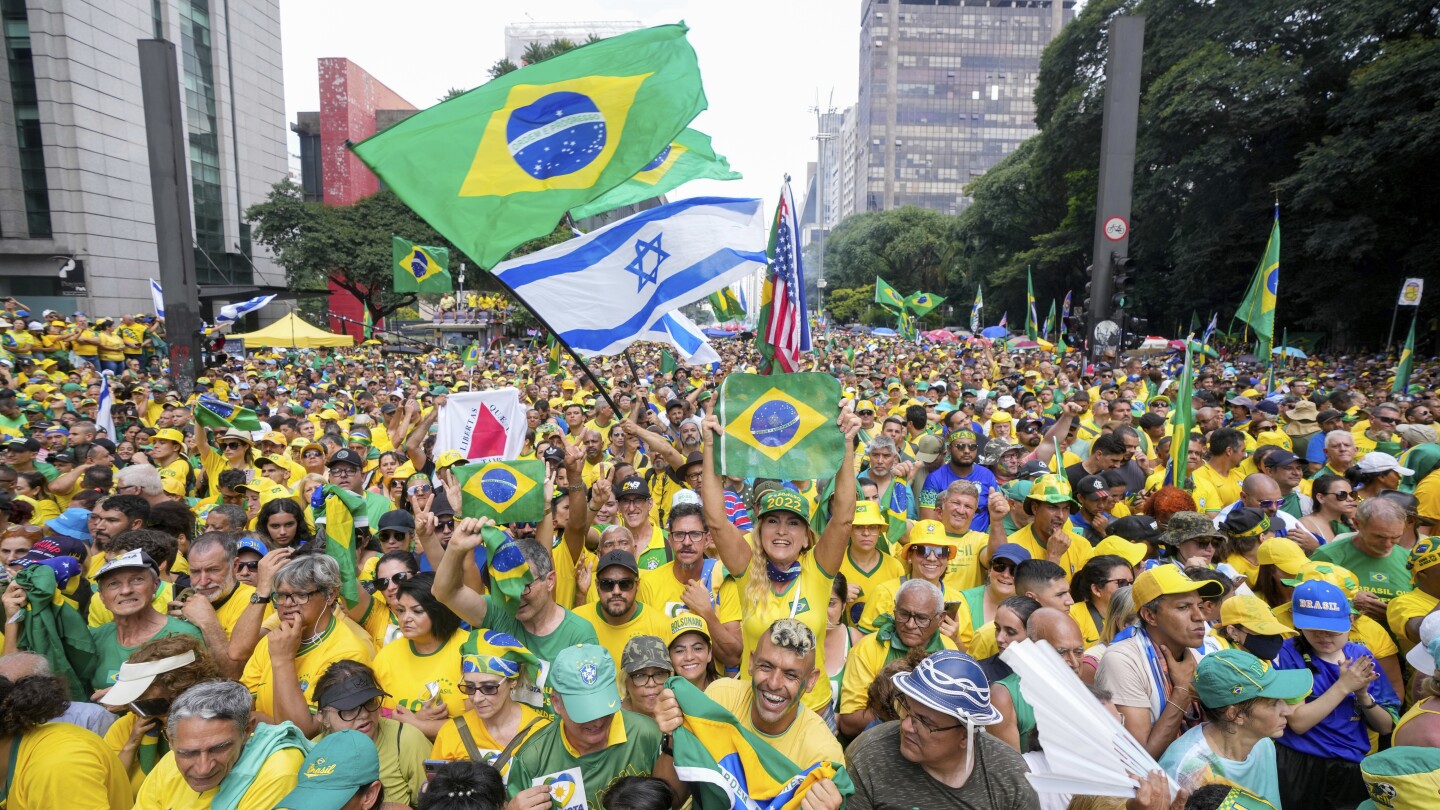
[1110,255,1134,311]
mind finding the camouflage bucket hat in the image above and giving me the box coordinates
[979,439,1022,467]
[621,635,673,675]
[1157,511,1225,547]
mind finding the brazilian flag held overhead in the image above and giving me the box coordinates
[392,236,452,293]
[716,372,843,480]
[571,127,740,220]
[453,460,546,524]
[351,24,707,269]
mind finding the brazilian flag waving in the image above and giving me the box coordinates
[351,24,706,269]
[874,277,905,311]
[392,236,451,293]
[904,291,944,317]
[453,460,546,524]
[571,127,740,220]
[716,372,843,480]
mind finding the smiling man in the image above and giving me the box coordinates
[1096,566,1226,758]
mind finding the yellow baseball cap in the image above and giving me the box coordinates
[900,519,958,552]
[434,449,466,469]
[1094,535,1147,567]
[1256,537,1308,576]
[1218,594,1296,637]
[152,428,185,445]
[1133,565,1226,607]
[853,501,889,528]
[668,612,711,645]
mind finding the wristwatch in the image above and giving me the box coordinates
[250,592,271,605]
[659,732,674,757]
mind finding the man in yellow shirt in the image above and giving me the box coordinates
[999,474,1092,579]
[172,533,260,677]
[134,680,308,810]
[581,549,670,667]
[1191,427,1246,515]
[1388,536,1440,657]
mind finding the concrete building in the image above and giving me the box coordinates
[0,0,288,318]
[853,0,1075,215]
[503,20,642,65]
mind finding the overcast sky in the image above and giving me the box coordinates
[280,0,861,205]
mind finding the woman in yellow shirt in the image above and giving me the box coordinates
[700,411,860,725]
[429,631,549,774]
[369,572,469,738]
[0,672,133,809]
[96,319,126,374]
[13,472,59,527]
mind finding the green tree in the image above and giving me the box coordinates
[488,35,600,80]
[823,207,964,299]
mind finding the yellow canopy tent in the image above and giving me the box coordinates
[233,313,355,349]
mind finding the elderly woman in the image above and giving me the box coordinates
[239,553,373,735]
[838,579,959,737]
[312,659,429,808]
[428,630,550,776]
[620,635,674,720]
[100,635,220,795]
[701,410,859,728]
[371,572,468,738]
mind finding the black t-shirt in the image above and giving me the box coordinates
[846,722,1039,810]
[1064,461,1089,492]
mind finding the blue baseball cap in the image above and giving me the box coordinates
[236,537,270,557]
[991,543,1032,567]
[1292,580,1351,633]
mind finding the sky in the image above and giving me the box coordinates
[279,0,861,205]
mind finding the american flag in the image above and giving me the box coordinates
[757,178,810,373]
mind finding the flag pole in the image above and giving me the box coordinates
[1386,279,1403,354]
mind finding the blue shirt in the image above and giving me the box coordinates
[919,463,997,531]
[1305,431,1328,465]
[1275,639,1399,763]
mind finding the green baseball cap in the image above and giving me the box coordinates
[549,644,620,724]
[1212,787,1278,810]
[1026,474,1077,505]
[1000,479,1033,501]
[755,489,812,523]
[275,730,379,810]
[1194,649,1313,709]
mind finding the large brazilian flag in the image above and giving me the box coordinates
[350,24,706,269]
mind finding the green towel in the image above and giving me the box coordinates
[14,564,98,701]
[211,721,311,810]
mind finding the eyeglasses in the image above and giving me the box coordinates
[1187,539,1221,549]
[910,544,950,560]
[373,572,413,590]
[328,467,357,478]
[1101,577,1134,588]
[1326,490,1355,501]
[951,444,978,451]
[1372,414,1399,425]
[892,696,966,734]
[331,696,383,721]
[219,442,246,451]
[894,608,937,628]
[236,560,260,573]
[271,588,324,605]
[629,670,668,687]
[457,681,504,696]
[599,577,637,592]
[671,530,707,544]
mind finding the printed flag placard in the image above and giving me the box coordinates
[716,372,842,480]
[453,461,546,524]
[435,389,527,462]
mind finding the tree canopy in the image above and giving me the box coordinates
[825,0,1440,345]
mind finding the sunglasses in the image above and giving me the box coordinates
[373,571,414,589]
[457,681,504,696]
[990,559,1016,575]
[219,442,246,451]
[1372,414,1398,424]
[1326,490,1355,501]
[910,544,951,560]
[951,443,978,451]
[1255,499,1284,509]
[302,451,323,459]
[599,577,637,592]
[1187,539,1221,549]
[236,560,260,572]
[434,518,455,530]
[378,531,409,542]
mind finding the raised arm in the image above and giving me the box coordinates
[621,418,686,470]
[561,443,590,562]
[404,399,438,471]
[813,413,861,577]
[700,415,752,576]
[433,517,492,627]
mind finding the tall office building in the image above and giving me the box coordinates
[0,0,288,317]
[854,0,1075,215]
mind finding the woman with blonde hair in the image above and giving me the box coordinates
[700,410,859,729]
[1080,585,1137,685]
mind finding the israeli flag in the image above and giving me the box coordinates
[492,197,766,357]
[149,279,165,319]
[643,311,721,366]
[95,373,116,439]
[213,293,276,333]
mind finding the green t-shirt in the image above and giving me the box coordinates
[89,616,204,691]
[506,710,661,810]
[481,594,599,711]
[1311,534,1414,602]
[32,461,57,483]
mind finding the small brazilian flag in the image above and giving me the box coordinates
[392,236,452,293]
[351,24,706,269]
[708,287,745,323]
[716,372,843,480]
[546,334,562,375]
[453,460,546,524]
[904,291,944,317]
[571,127,740,220]
[462,340,482,369]
[479,526,534,614]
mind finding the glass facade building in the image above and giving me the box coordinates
[854,0,1074,215]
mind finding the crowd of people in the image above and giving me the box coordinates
[0,300,1435,810]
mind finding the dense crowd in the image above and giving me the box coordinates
[0,298,1435,810]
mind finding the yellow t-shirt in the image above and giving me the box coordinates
[241,615,374,717]
[97,331,125,361]
[1415,473,1440,528]
[706,677,844,766]
[104,712,162,796]
[117,322,146,355]
[839,549,905,626]
[6,722,132,810]
[1191,464,1243,515]
[17,495,60,527]
[969,622,998,659]
[429,703,550,771]
[1225,553,1260,588]
[580,601,672,671]
[372,630,470,720]
[211,583,257,637]
[73,328,100,357]
[735,554,836,714]
[638,561,742,622]
[1070,601,1104,648]
[134,743,304,810]
[840,631,957,716]
[942,529,991,592]
[1386,588,1439,656]
[1006,522,1093,580]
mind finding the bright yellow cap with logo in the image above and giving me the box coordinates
[853,501,889,528]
